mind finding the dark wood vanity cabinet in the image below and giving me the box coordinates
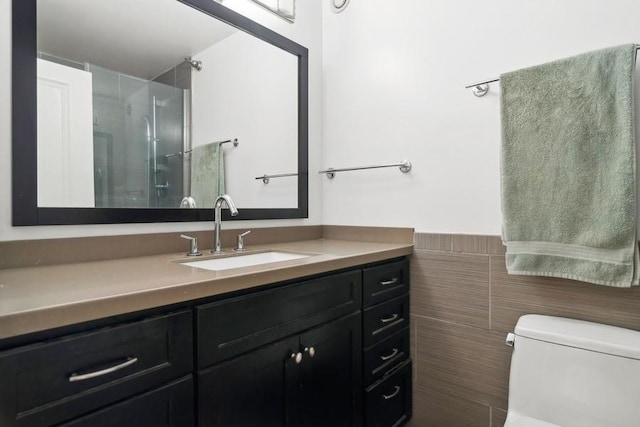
[362,259,412,427]
[199,312,362,427]
[0,257,411,427]
[196,269,363,427]
[196,270,362,368]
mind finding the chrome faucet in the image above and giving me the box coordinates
[212,194,239,254]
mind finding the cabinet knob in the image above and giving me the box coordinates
[304,346,315,358]
[290,351,303,364]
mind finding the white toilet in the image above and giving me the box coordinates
[504,314,640,427]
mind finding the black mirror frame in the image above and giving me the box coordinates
[12,0,308,225]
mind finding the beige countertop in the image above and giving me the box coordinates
[0,238,412,340]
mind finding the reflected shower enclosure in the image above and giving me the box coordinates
[36,57,193,209]
[89,63,191,208]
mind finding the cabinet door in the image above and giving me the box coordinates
[296,312,362,427]
[198,335,299,427]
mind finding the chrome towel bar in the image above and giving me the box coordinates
[164,138,239,158]
[185,138,239,153]
[255,172,298,184]
[465,45,640,97]
[319,160,412,179]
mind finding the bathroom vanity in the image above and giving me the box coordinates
[0,237,412,426]
[7,0,413,421]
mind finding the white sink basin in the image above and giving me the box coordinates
[181,251,310,271]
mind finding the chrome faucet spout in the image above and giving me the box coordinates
[213,194,239,254]
[215,194,239,216]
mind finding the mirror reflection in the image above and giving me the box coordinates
[36,0,298,209]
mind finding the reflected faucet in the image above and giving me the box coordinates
[212,194,239,254]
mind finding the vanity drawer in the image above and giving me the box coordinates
[197,269,362,367]
[364,327,410,386]
[363,294,409,348]
[0,311,192,427]
[363,259,409,308]
[365,360,412,427]
[60,376,194,427]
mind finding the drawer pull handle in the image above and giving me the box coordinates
[304,346,316,358]
[69,357,138,383]
[383,386,401,400]
[380,313,399,324]
[379,278,399,286]
[380,348,399,361]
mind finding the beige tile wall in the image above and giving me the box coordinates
[410,233,640,426]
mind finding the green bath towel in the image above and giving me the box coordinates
[500,44,639,287]
[190,142,225,208]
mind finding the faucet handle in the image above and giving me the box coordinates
[180,234,203,257]
[235,230,252,252]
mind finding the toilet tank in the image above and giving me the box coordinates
[505,315,640,427]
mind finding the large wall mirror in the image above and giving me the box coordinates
[12,0,308,225]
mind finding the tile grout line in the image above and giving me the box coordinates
[489,255,492,331]
[410,313,497,333]
[414,315,419,382]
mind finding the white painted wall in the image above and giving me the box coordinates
[0,0,322,241]
[7,0,640,240]
[322,0,640,234]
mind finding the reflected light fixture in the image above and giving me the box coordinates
[249,0,295,22]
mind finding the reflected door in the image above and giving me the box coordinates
[37,58,95,207]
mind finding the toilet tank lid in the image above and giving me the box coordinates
[515,315,640,359]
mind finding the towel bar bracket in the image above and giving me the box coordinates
[399,160,412,173]
[472,84,489,97]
